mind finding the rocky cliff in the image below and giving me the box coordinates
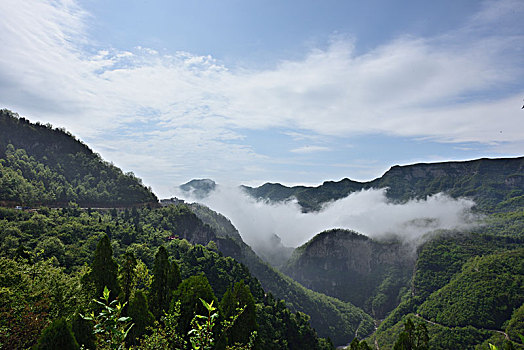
[283,229,416,318]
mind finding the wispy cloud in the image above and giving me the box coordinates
[290,146,331,154]
[0,0,522,195]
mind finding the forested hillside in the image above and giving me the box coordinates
[0,109,157,207]
[188,203,375,344]
[240,156,524,349]
[243,157,524,212]
[0,205,335,349]
[372,232,524,349]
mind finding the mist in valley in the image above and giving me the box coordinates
[178,185,479,260]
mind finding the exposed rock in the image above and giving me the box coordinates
[283,229,416,318]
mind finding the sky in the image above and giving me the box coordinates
[1,0,523,197]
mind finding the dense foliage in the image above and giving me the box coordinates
[189,204,375,344]
[373,231,524,349]
[0,256,89,348]
[0,205,333,349]
[0,109,157,207]
[220,281,258,345]
[35,317,80,350]
[418,249,523,330]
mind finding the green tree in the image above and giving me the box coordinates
[71,312,96,350]
[220,280,258,346]
[168,260,182,297]
[127,290,154,346]
[349,337,372,350]
[393,319,429,350]
[149,246,175,319]
[35,317,79,350]
[172,274,218,339]
[118,251,137,308]
[89,235,120,300]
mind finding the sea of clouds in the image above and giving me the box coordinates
[178,186,478,252]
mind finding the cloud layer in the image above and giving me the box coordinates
[181,186,477,249]
[0,0,523,195]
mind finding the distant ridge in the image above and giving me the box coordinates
[242,156,524,212]
[179,179,216,198]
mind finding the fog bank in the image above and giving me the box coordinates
[178,186,478,251]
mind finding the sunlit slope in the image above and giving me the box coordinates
[374,232,524,349]
[0,109,158,207]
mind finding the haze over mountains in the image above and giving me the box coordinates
[177,156,523,262]
[1,0,523,348]
[1,110,523,349]
[176,156,524,349]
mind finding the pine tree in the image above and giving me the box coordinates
[119,251,137,308]
[127,290,155,346]
[168,260,182,294]
[173,274,218,338]
[90,234,120,300]
[35,318,79,350]
[220,280,258,346]
[149,246,179,319]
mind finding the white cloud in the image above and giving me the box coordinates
[0,0,522,195]
[290,146,330,154]
[180,186,478,251]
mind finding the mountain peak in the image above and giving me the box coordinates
[179,179,217,198]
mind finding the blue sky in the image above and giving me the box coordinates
[82,0,483,65]
[0,0,523,197]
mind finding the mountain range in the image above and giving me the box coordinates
[179,157,524,349]
[241,156,524,212]
[1,109,523,349]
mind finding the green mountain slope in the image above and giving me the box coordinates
[243,157,524,212]
[0,109,157,207]
[418,248,523,330]
[370,158,524,212]
[0,205,333,349]
[374,231,524,349]
[188,203,375,345]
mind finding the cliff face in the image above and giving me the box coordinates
[283,229,415,318]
